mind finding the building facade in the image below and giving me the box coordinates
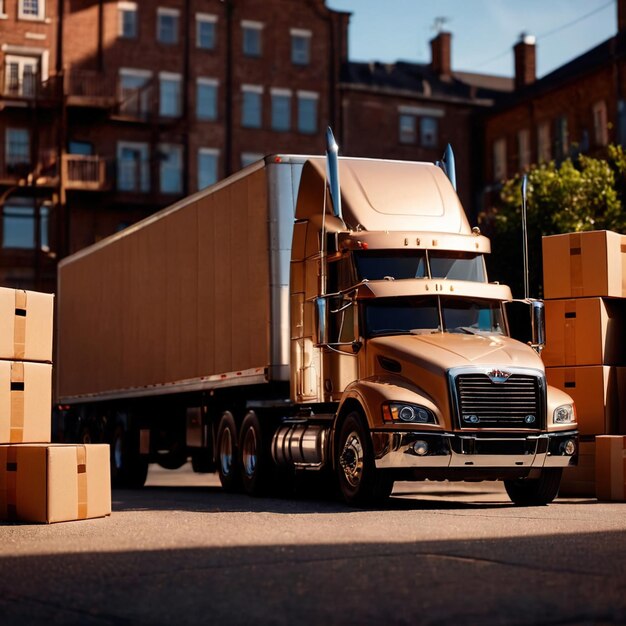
[2,0,625,293]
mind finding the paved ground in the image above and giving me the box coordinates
[1,465,625,625]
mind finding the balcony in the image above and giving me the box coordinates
[0,148,59,185]
[1,70,62,103]
[62,155,109,191]
[65,69,117,108]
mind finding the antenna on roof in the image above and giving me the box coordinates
[432,17,450,33]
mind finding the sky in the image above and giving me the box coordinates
[326,0,617,78]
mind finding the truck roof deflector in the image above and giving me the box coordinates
[325,127,345,225]
[439,144,457,192]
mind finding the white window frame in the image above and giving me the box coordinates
[158,143,183,194]
[19,0,45,21]
[493,137,507,181]
[290,28,311,65]
[241,84,263,128]
[196,13,217,49]
[593,100,608,147]
[398,114,416,144]
[117,141,150,192]
[297,90,318,134]
[537,121,551,163]
[159,71,182,117]
[0,1,8,19]
[420,116,438,148]
[196,77,219,121]
[198,147,219,190]
[118,1,138,39]
[2,199,49,251]
[242,20,263,57]
[157,7,180,44]
[271,87,291,132]
[118,68,152,116]
[4,54,40,97]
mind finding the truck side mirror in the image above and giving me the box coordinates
[315,297,328,345]
[530,300,545,351]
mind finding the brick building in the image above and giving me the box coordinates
[1,0,625,293]
[483,0,626,205]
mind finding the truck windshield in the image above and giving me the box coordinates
[354,251,485,282]
[364,296,505,338]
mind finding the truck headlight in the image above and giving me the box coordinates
[383,403,436,424]
[553,404,574,424]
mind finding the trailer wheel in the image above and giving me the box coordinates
[111,425,149,489]
[239,411,272,496]
[336,411,393,507]
[504,468,562,506]
[216,412,241,492]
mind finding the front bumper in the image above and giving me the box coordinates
[373,430,578,470]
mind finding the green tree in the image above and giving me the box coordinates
[481,146,626,298]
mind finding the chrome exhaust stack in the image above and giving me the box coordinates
[439,143,457,191]
[325,127,344,224]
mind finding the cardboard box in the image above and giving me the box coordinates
[0,288,54,363]
[542,230,626,299]
[560,439,596,497]
[543,298,626,367]
[0,444,111,523]
[0,361,51,444]
[546,366,622,436]
[595,436,626,501]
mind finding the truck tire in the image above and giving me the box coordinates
[336,411,393,507]
[111,425,149,489]
[504,468,562,506]
[216,412,241,492]
[239,411,272,497]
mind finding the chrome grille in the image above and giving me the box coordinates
[455,373,543,429]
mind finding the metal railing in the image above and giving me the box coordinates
[0,148,59,182]
[62,155,108,190]
[1,69,61,100]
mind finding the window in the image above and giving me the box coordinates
[198,148,219,190]
[593,100,608,146]
[196,13,217,49]
[159,72,181,117]
[619,100,626,147]
[157,7,179,44]
[2,200,48,250]
[493,138,506,181]
[4,55,39,97]
[5,128,30,173]
[241,85,263,128]
[241,152,263,168]
[420,117,438,148]
[555,116,569,160]
[271,88,291,131]
[517,128,531,170]
[119,69,152,117]
[0,1,6,17]
[291,29,311,65]
[19,0,44,20]
[118,2,137,39]
[196,78,218,121]
[537,122,551,163]
[68,141,93,155]
[159,144,182,194]
[242,20,262,56]
[117,141,150,192]
[297,91,318,134]
[399,114,416,144]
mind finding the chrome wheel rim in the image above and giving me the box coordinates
[220,427,233,477]
[242,427,257,478]
[339,431,364,488]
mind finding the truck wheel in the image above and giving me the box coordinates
[216,412,241,492]
[504,468,562,506]
[111,425,149,489]
[239,411,272,496]
[336,411,393,507]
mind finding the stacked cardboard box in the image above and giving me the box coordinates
[0,287,111,522]
[542,231,626,499]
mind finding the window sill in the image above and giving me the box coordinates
[18,15,50,23]
[0,13,8,19]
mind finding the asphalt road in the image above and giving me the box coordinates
[1,465,626,626]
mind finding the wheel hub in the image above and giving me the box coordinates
[242,428,257,477]
[340,432,364,487]
[220,428,233,477]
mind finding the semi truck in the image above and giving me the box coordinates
[56,131,578,506]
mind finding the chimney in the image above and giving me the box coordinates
[514,33,536,90]
[619,0,626,32]
[430,31,452,78]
